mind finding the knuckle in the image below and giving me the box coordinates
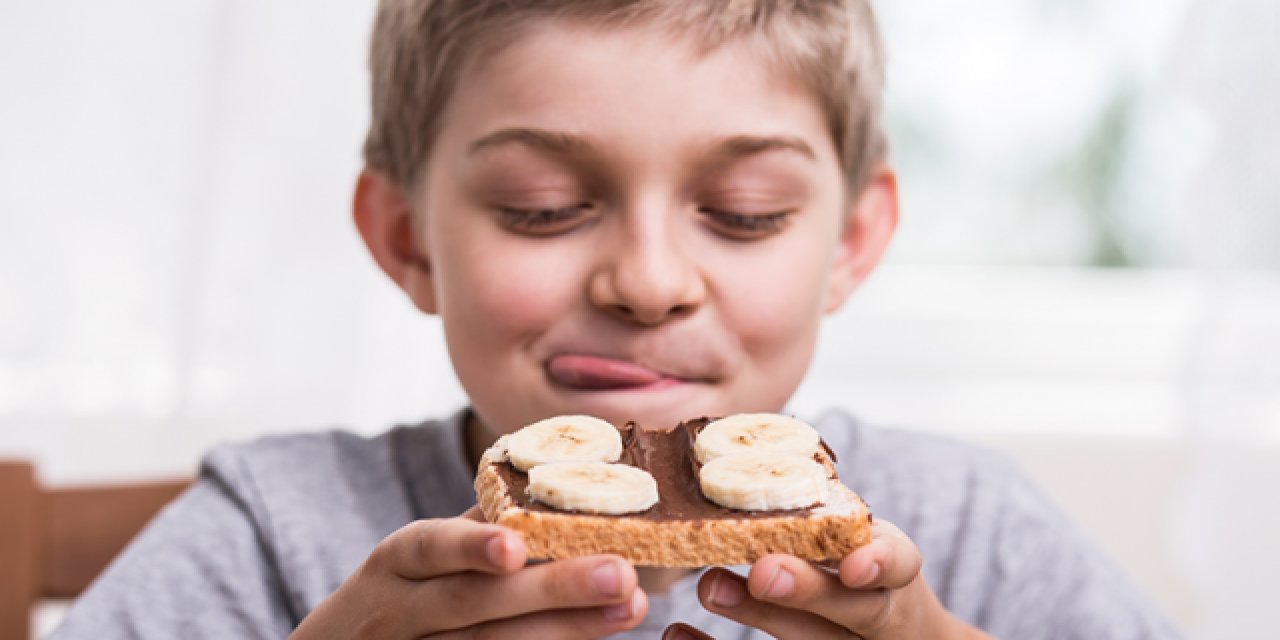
[862,588,895,633]
[367,519,452,578]
[796,566,836,603]
[409,519,446,559]
[420,577,477,632]
[544,562,578,602]
[906,548,923,577]
[365,537,397,574]
[564,558,608,602]
[441,575,481,613]
[770,562,825,605]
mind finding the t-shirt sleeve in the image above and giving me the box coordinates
[48,452,298,640]
[978,468,1185,640]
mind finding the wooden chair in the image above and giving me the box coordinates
[0,461,190,639]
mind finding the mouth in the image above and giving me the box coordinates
[545,354,696,391]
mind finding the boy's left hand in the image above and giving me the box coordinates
[665,519,992,640]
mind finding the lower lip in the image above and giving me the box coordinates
[552,375,686,393]
[605,376,684,392]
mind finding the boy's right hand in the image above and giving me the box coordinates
[290,507,648,639]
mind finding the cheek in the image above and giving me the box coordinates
[715,238,832,412]
[434,231,583,346]
[712,233,836,353]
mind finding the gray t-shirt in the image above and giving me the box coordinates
[50,409,1183,639]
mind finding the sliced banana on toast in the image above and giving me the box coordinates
[693,413,821,463]
[695,413,831,511]
[527,462,659,515]
[505,414,623,471]
[478,413,870,566]
[505,414,658,515]
[699,453,830,510]
[503,412,832,514]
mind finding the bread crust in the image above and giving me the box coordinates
[474,438,872,567]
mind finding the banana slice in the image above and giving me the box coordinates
[506,415,623,472]
[699,453,829,511]
[527,462,659,514]
[693,413,821,463]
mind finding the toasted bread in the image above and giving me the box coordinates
[474,418,872,567]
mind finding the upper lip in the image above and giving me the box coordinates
[546,353,704,382]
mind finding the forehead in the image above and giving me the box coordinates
[431,18,841,170]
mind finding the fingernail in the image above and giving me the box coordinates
[709,572,745,608]
[858,563,881,586]
[764,566,795,599]
[592,561,622,598]
[485,534,508,567]
[602,590,638,621]
[663,623,712,640]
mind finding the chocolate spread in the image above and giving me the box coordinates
[493,418,821,520]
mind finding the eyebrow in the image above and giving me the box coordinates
[467,127,816,162]
[468,128,594,156]
[712,134,816,162]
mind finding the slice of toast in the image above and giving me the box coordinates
[474,418,872,567]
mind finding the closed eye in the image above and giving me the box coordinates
[497,203,595,235]
[699,208,793,240]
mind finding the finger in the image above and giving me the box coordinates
[368,517,526,581]
[412,555,639,634]
[838,519,921,590]
[662,621,715,640]
[425,583,648,640]
[698,568,848,640]
[748,554,895,632]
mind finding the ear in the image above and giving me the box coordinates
[823,165,899,313]
[352,169,439,315]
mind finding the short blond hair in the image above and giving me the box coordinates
[363,0,886,195]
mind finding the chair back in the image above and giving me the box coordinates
[0,461,189,639]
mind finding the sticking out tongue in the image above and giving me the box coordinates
[547,355,668,390]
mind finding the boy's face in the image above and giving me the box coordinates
[358,20,896,439]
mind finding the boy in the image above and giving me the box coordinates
[53,1,1182,638]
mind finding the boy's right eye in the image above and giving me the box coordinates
[496,204,596,236]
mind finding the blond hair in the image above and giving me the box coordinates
[363,0,886,194]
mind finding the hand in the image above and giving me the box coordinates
[664,519,990,640]
[291,507,648,639]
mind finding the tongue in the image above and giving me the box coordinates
[547,355,666,389]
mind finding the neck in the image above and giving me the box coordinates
[462,408,496,473]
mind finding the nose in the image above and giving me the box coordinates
[588,219,706,325]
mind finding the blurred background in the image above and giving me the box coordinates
[1,0,1277,637]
